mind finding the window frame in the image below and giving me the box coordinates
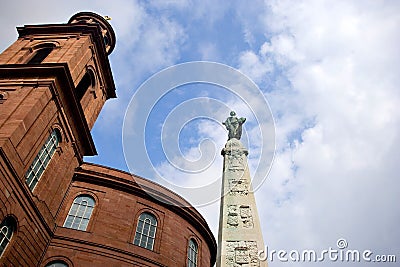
[0,216,17,258]
[43,256,73,267]
[25,129,61,191]
[63,195,95,231]
[133,212,158,251]
[187,238,199,267]
[45,261,69,267]
[76,69,96,101]
[27,43,56,64]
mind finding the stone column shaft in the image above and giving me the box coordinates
[216,138,267,267]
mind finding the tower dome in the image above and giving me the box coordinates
[68,12,116,55]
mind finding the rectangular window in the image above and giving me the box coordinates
[25,130,60,191]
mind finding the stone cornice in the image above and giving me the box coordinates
[17,22,116,99]
[0,63,96,157]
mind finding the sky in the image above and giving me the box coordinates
[1,0,399,266]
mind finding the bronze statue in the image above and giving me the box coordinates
[223,111,246,140]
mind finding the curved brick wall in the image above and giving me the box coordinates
[42,162,217,266]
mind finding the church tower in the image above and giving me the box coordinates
[217,112,267,267]
[0,12,115,266]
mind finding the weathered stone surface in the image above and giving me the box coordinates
[217,137,267,267]
[240,205,254,228]
[225,241,260,266]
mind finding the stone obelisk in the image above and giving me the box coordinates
[217,111,267,267]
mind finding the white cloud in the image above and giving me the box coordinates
[189,0,231,24]
[2,1,399,265]
[91,2,188,133]
[198,42,220,61]
[238,50,273,83]
[246,1,400,265]
[147,0,190,10]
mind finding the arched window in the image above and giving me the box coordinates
[25,129,61,191]
[63,195,95,231]
[76,70,95,101]
[0,216,16,257]
[187,239,198,267]
[27,44,55,64]
[45,261,68,267]
[133,212,157,250]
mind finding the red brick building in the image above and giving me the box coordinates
[0,12,216,266]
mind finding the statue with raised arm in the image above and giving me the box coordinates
[223,111,246,140]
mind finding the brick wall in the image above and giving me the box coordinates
[42,163,216,266]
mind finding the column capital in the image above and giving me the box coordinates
[221,138,248,157]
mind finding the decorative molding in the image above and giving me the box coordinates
[226,205,254,229]
[227,153,245,171]
[240,205,254,229]
[229,179,248,196]
[0,64,97,156]
[227,205,238,228]
[74,163,217,261]
[225,241,259,266]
